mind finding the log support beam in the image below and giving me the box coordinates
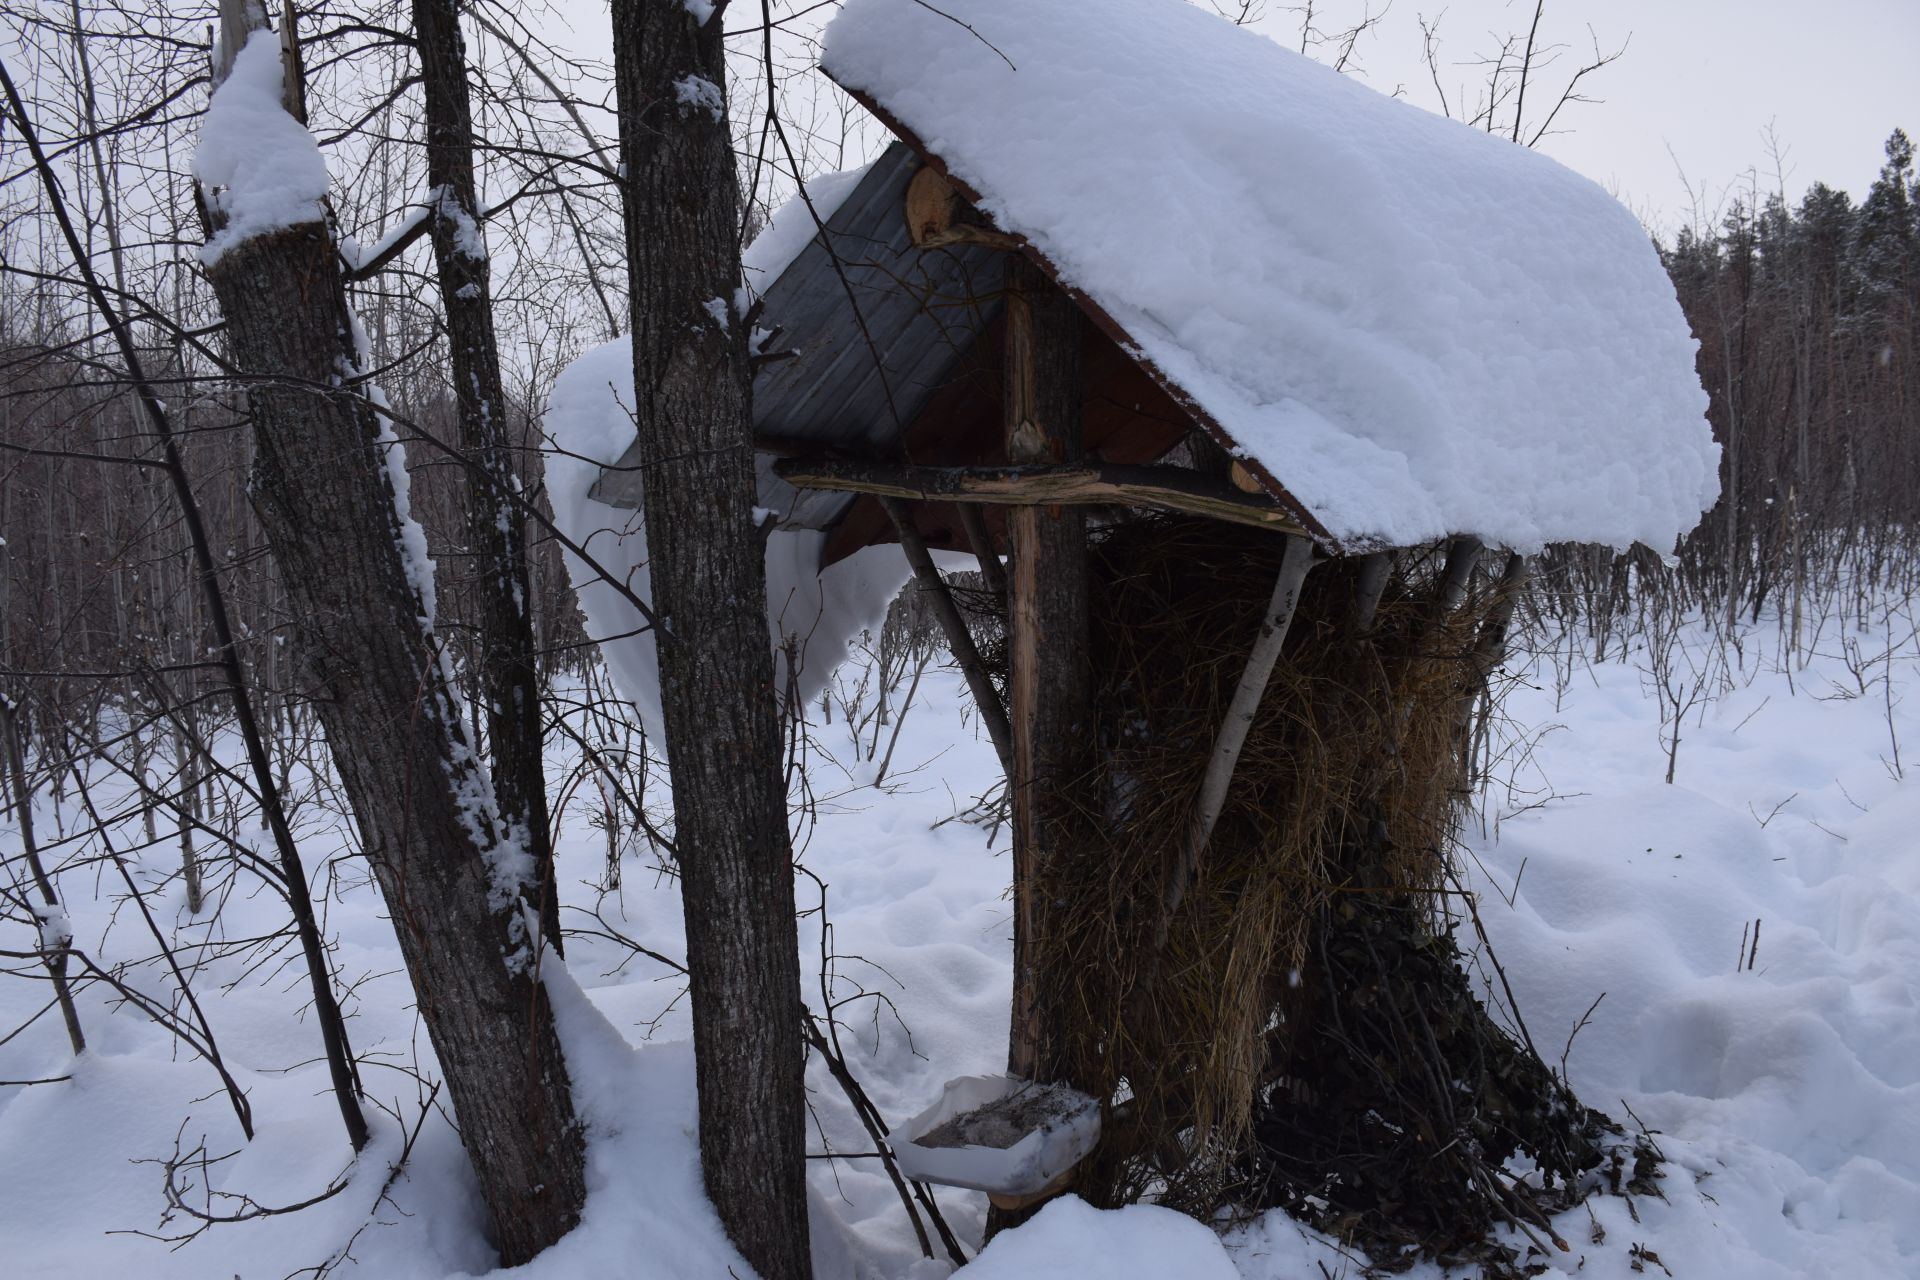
[905,164,1024,252]
[771,459,1309,538]
[877,495,1014,774]
[1348,551,1393,635]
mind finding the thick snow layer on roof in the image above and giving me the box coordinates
[823,0,1719,552]
[192,31,330,265]
[544,338,908,737]
[740,161,873,297]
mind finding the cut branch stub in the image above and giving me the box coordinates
[905,164,1024,252]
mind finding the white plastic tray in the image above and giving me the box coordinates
[886,1075,1101,1196]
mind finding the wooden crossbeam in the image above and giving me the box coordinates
[771,458,1310,537]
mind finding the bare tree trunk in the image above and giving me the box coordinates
[411,0,560,954]
[205,214,585,1267]
[877,495,1013,773]
[173,714,203,914]
[1002,254,1091,1087]
[193,15,584,1263]
[610,4,811,1277]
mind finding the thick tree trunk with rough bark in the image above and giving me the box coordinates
[204,219,585,1266]
[1003,254,1093,1086]
[610,4,812,1278]
[412,0,560,953]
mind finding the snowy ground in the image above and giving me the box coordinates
[2,603,1916,1279]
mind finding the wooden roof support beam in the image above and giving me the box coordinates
[773,459,1311,538]
[999,254,1090,1112]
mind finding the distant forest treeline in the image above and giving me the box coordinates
[1541,129,1919,641]
[3,129,1917,722]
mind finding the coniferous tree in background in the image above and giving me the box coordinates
[1854,131,1916,376]
[1588,127,1920,639]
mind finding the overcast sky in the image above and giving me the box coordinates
[545,0,1916,230]
[1270,0,1919,231]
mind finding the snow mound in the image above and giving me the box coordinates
[954,1196,1238,1279]
[1439,620,1920,1279]
[543,338,909,738]
[742,161,875,296]
[193,31,330,264]
[822,0,1718,553]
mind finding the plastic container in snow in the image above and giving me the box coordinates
[887,1076,1100,1203]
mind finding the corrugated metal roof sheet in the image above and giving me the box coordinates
[593,141,1009,535]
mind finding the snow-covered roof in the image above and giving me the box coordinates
[821,0,1719,553]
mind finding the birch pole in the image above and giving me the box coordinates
[1164,534,1315,922]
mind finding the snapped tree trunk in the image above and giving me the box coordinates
[610,4,812,1278]
[0,43,366,1149]
[196,17,583,1265]
[411,0,560,954]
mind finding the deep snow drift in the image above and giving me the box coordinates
[541,161,903,742]
[822,0,1720,553]
[3,598,1916,1278]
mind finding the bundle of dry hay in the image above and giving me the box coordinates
[1020,516,1632,1270]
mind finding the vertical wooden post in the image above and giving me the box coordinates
[1003,255,1091,1085]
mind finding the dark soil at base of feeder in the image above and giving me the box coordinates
[1238,887,1665,1277]
[916,1082,1088,1150]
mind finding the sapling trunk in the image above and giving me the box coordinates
[879,494,1013,773]
[0,697,85,1056]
